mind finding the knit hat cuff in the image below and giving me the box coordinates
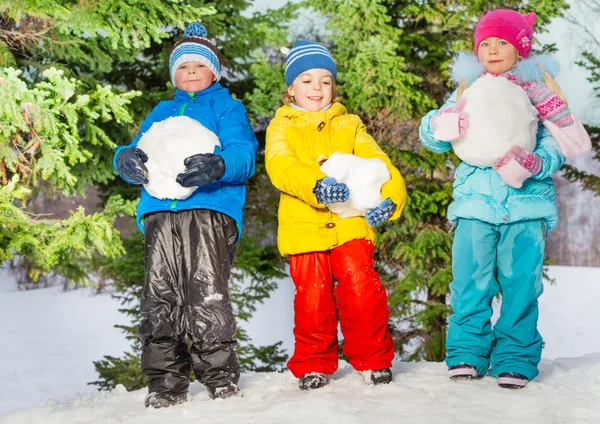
[284,42,337,86]
[170,43,221,84]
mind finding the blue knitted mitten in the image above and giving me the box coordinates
[365,198,396,227]
[314,177,350,204]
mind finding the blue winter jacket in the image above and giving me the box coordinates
[113,84,258,237]
[419,90,565,231]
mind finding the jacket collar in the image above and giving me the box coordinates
[274,102,347,122]
[174,83,223,101]
[450,52,560,86]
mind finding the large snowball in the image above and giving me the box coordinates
[320,152,390,218]
[453,74,538,167]
[136,116,221,200]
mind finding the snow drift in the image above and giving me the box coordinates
[2,356,600,424]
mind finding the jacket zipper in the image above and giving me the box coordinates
[172,94,196,210]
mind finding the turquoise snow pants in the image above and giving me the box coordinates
[446,218,546,380]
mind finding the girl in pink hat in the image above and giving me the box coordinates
[419,9,591,389]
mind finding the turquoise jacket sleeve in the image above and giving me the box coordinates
[419,89,458,154]
[531,123,566,180]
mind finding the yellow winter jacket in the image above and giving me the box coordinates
[265,102,407,256]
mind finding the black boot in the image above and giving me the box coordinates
[207,383,241,400]
[299,372,328,390]
[144,391,189,408]
[364,368,393,385]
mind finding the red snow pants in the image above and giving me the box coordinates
[286,239,394,378]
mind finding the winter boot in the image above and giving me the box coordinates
[497,372,529,389]
[299,372,329,390]
[448,364,480,380]
[144,391,189,408]
[208,382,241,400]
[362,368,393,385]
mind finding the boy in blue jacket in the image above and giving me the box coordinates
[113,23,258,408]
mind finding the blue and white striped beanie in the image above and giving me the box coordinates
[284,40,337,86]
[169,22,221,84]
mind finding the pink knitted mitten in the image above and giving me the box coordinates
[494,145,542,189]
[432,98,470,142]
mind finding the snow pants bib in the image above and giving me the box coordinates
[287,239,394,377]
[138,209,240,394]
[447,218,546,380]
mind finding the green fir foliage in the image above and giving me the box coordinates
[563,46,600,195]
[1,0,297,386]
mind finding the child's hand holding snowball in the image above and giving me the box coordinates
[115,147,150,184]
[494,145,542,188]
[176,152,225,188]
[431,98,470,142]
[365,198,397,227]
[313,177,350,204]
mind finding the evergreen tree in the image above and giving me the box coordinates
[1,0,297,388]
[0,0,185,282]
[247,0,567,361]
[561,4,600,195]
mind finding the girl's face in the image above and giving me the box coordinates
[477,37,520,74]
[287,68,334,112]
[174,61,216,92]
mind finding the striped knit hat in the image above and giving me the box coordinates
[169,22,221,84]
[284,40,337,86]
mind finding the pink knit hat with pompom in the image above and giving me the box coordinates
[474,10,536,58]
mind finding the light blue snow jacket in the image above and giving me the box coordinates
[419,90,565,231]
[113,84,258,237]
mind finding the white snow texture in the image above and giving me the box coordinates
[136,116,221,200]
[1,266,600,423]
[453,74,538,167]
[320,152,390,218]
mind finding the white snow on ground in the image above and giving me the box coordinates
[1,266,599,422]
[495,266,600,359]
[0,281,131,415]
[2,357,600,424]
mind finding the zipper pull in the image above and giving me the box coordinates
[317,121,325,131]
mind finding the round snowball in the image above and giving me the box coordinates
[320,152,390,218]
[137,116,221,200]
[453,74,538,167]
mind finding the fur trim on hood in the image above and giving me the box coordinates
[450,52,560,86]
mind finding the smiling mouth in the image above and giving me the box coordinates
[307,96,323,101]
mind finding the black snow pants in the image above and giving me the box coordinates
[138,209,240,394]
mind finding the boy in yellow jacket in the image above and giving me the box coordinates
[265,41,407,390]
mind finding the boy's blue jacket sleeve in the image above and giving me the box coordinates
[214,101,258,184]
[112,104,162,184]
[419,89,457,153]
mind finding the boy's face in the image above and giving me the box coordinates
[174,62,216,92]
[478,37,519,75]
[287,68,334,112]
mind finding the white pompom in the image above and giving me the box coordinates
[280,46,290,56]
[136,116,221,200]
[320,152,390,218]
[453,74,538,167]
